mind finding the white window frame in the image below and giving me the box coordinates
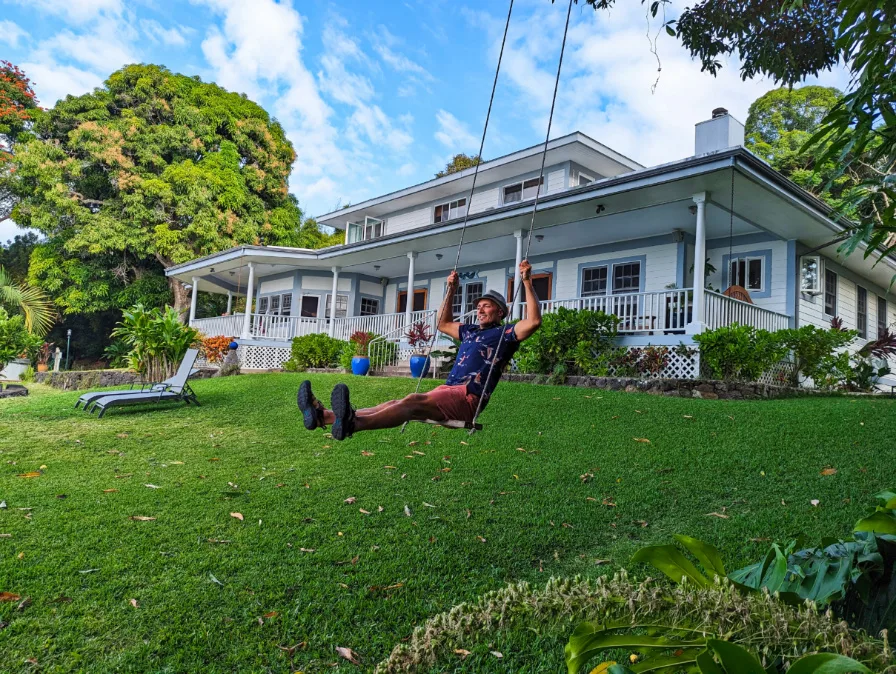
[258,296,269,314]
[580,265,608,297]
[502,177,544,205]
[800,255,822,294]
[281,293,292,316]
[359,297,380,316]
[824,269,837,317]
[857,286,868,339]
[577,172,594,186]
[434,198,467,223]
[300,295,319,318]
[451,281,484,317]
[325,293,349,319]
[729,256,765,292]
[346,216,384,244]
[580,262,642,297]
[878,296,888,337]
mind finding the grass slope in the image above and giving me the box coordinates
[0,374,893,673]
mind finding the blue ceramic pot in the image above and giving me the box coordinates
[409,354,430,379]
[351,356,370,376]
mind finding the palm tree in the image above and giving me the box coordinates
[0,265,54,335]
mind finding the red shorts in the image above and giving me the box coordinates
[426,384,479,423]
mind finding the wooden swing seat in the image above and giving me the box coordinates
[421,418,483,431]
[722,285,754,304]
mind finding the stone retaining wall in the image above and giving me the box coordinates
[35,368,217,391]
[502,373,797,399]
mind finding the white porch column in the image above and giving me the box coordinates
[405,252,417,328]
[240,262,255,340]
[189,276,199,325]
[328,266,340,337]
[512,230,523,320]
[226,290,233,315]
[686,192,708,334]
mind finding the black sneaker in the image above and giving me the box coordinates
[297,380,325,431]
[330,383,356,441]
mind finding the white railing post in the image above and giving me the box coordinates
[687,192,708,334]
[405,252,417,329]
[240,262,255,340]
[512,230,523,320]
[189,276,199,325]
[328,266,340,338]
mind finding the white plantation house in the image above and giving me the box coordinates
[167,108,896,381]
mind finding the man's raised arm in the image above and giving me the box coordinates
[437,270,462,340]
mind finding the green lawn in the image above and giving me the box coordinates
[1,374,894,673]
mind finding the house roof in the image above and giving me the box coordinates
[167,145,896,295]
[314,131,644,228]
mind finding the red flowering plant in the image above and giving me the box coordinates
[349,330,375,357]
[405,321,432,355]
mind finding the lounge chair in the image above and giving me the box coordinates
[75,349,200,411]
[87,349,202,418]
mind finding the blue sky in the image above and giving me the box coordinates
[0,0,850,242]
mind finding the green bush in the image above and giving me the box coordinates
[693,324,788,381]
[19,365,35,383]
[110,304,201,381]
[515,307,619,375]
[777,324,857,386]
[283,333,348,371]
[0,307,42,371]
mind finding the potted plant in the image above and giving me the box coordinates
[405,321,433,379]
[349,331,373,376]
[35,341,53,372]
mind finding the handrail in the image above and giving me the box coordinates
[704,290,790,332]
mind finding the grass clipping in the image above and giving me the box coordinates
[375,571,894,672]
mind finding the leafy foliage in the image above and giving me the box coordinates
[0,232,38,284]
[283,333,348,371]
[349,330,375,357]
[404,320,432,352]
[7,64,327,316]
[630,489,896,638]
[693,324,788,381]
[777,324,856,386]
[0,263,54,335]
[515,307,619,375]
[434,153,482,178]
[110,304,201,381]
[0,61,39,222]
[0,306,42,370]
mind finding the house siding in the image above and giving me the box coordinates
[555,242,679,298]
[706,239,788,314]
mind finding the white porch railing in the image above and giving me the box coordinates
[704,290,791,332]
[191,315,243,338]
[191,288,792,344]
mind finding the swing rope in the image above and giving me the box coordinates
[399,0,516,432]
[466,0,575,435]
[401,0,574,434]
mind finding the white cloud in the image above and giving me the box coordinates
[140,19,189,46]
[40,16,139,72]
[468,1,852,168]
[20,60,103,107]
[435,110,478,151]
[398,162,416,177]
[15,0,122,24]
[0,20,29,48]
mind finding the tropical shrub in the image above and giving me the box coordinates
[693,324,788,381]
[0,307,42,371]
[283,333,347,371]
[349,330,375,356]
[103,340,131,368]
[405,320,432,354]
[607,345,671,377]
[515,308,619,375]
[629,489,896,638]
[200,335,234,364]
[431,337,461,374]
[110,304,201,381]
[815,328,896,391]
[777,324,857,386]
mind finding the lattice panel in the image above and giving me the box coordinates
[240,345,292,370]
[510,347,701,380]
[757,361,794,386]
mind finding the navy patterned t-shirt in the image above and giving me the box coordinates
[445,322,520,407]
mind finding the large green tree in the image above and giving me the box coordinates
[745,86,868,216]
[580,0,896,263]
[9,64,312,318]
[435,153,482,178]
[1,60,39,223]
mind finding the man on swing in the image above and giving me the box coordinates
[297,260,542,440]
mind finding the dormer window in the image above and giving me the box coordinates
[503,177,544,204]
[346,216,384,244]
[434,198,467,223]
